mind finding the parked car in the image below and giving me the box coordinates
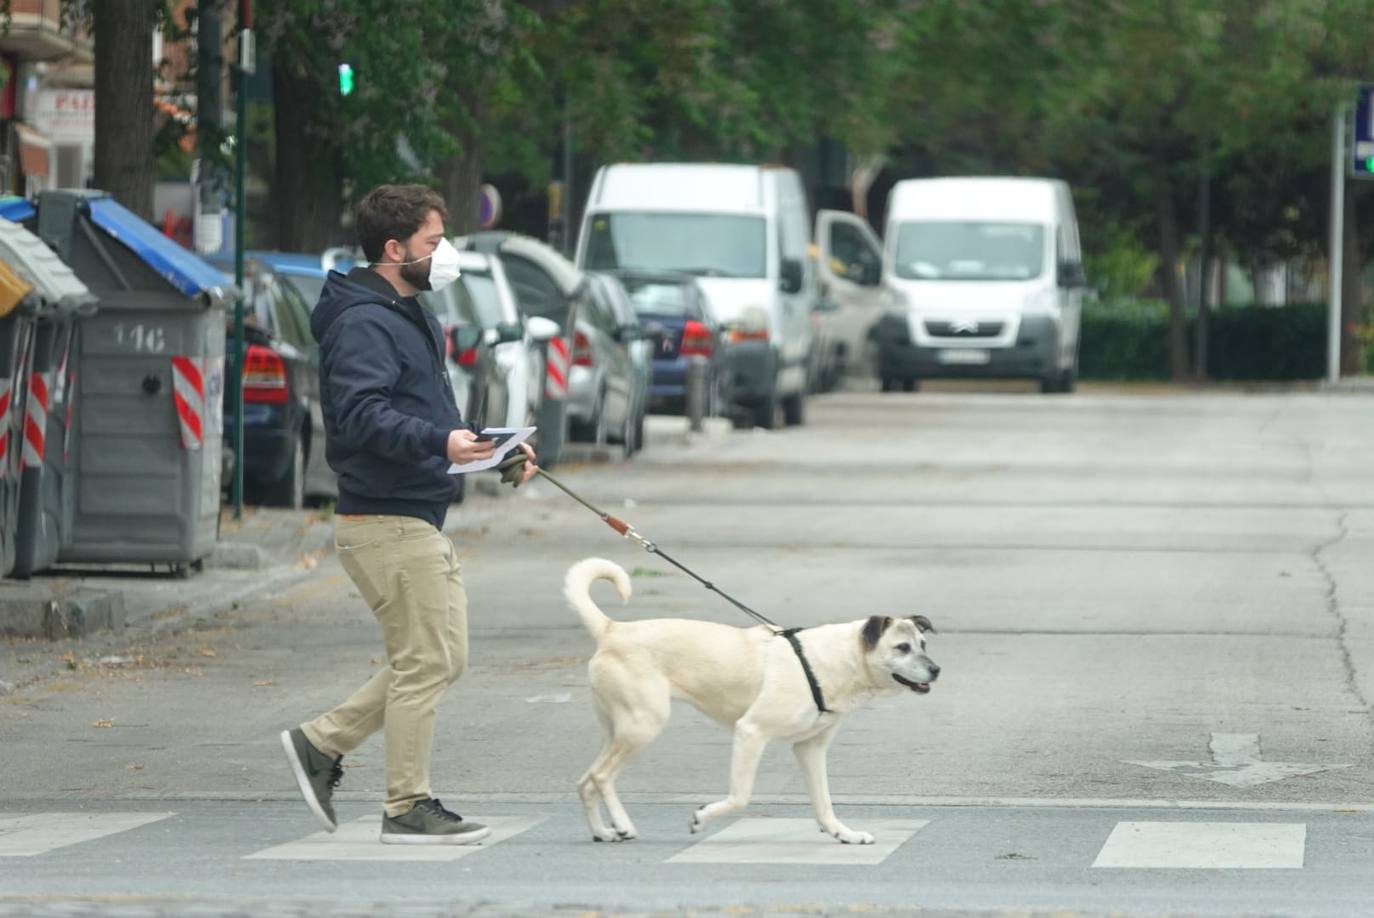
[810,212,889,390]
[608,269,734,419]
[456,232,589,462]
[584,273,651,453]
[868,177,1087,394]
[577,162,815,429]
[213,258,336,508]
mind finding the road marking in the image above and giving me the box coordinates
[1092,821,1306,869]
[1126,733,1353,787]
[0,812,175,857]
[667,818,928,865]
[243,814,543,861]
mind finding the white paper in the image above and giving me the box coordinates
[447,426,536,474]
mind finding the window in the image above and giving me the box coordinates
[269,278,313,350]
[458,272,505,328]
[501,255,567,322]
[827,220,881,286]
[892,222,1047,281]
[583,213,767,279]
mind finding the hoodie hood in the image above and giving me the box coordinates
[311,267,401,342]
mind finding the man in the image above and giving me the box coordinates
[280,184,537,845]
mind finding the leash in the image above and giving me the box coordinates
[500,451,779,630]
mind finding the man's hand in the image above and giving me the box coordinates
[447,428,496,464]
[516,442,539,485]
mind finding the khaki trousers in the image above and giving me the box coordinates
[301,514,468,817]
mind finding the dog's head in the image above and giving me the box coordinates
[860,615,940,695]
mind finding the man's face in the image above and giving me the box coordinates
[393,209,445,291]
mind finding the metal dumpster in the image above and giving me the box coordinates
[0,216,97,578]
[0,257,38,577]
[34,190,234,574]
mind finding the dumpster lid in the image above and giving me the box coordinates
[0,218,95,314]
[86,197,231,303]
[0,197,35,223]
[0,259,35,319]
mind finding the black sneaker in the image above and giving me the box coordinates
[380,798,490,845]
[280,728,343,832]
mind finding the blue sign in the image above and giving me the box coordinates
[1353,86,1374,179]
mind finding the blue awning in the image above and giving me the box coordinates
[86,197,230,300]
[0,197,35,223]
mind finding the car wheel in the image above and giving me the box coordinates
[268,433,305,509]
[902,377,918,393]
[751,384,782,430]
[881,376,900,393]
[783,390,805,426]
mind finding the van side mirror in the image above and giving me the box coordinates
[780,257,804,294]
[525,316,561,343]
[1058,261,1088,289]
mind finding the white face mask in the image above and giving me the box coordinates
[381,237,463,292]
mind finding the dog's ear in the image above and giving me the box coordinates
[861,615,893,650]
[910,614,936,634]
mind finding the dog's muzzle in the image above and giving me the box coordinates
[893,660,940,694]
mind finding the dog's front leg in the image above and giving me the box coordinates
[793,727,873,844]
[690,722,768,834]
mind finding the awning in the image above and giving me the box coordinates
[14,123,51,179]
[0,216,95,313]
[85,196,230,302]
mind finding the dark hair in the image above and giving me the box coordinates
[355,184,448,263]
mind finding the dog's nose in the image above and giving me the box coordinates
[927,663,940,680]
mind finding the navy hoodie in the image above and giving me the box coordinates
[311,267,472,529]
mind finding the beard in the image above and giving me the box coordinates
[399,251,433,291]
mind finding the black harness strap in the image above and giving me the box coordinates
[780,628,832,714]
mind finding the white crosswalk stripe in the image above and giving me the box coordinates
[667,818,930,865]
[243,814,545,861]
[1092,820,1307,869]
[0,812,175,857]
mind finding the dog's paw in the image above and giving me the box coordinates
[590,827,621,843]
[614,826,638,841]
[838,830,875,845]
[689,808,707,834]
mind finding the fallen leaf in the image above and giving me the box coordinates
[198,648,217,658]
[127,764,144,771]
[253,680,274,687]
[92,720,114,728]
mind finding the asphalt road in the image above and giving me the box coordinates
[2,383,1372,916]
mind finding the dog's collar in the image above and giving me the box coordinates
[779,628,833,715]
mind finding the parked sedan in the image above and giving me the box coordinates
[244,250,328,307]
[569,273,645,452]
[215,259,336,508]
[612,269,733,418]
[586,273,651,452]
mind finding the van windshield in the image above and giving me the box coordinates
[583,213,766,279]
[893,221,1046,281]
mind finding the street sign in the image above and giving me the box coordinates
[479,183,502,229]
[1351,85,1374,179]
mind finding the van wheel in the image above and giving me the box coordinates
[880,376,899,393]
[1041,369,1075,394]
[782,391,805,426]
[902,377,919,393]
[267,434,306,509]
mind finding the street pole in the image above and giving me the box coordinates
[1327,102,1345,385]
[232,2,253,517]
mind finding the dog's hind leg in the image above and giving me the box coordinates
[582,669,670,841]
[690,721,768,834]
[577,734,617,842]
[793,726,873,845]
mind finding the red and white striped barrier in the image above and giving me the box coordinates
[0,377,11,479]
[171,356,205,450]
[22,371,47,471]
[545,336,569,400]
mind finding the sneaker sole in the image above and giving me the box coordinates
[379,827,492,846]
[279,729,337,833]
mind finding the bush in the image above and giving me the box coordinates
[1080,300,1326,381]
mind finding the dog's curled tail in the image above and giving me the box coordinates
[564,557,632,638]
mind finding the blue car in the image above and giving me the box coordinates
[243,250,329,309]
[611,270,734,417]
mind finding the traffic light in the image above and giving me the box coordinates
[338,63,355,97]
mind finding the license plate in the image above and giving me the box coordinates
[937,348,990,365]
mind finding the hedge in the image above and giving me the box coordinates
[1080,300,1326,381]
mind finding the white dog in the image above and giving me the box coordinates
[564,557,940,845]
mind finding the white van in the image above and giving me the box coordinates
[873,177,1087,393]
[576,163,814,428]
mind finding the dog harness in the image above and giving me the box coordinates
[780,628,833,714]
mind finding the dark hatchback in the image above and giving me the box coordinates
[612,270,733,416]
[216,259,336,508]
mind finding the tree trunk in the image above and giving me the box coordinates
[93,2,157,220]
[271,58,344,251]
[441,121,483,236]
[1155,180,1189,381]
[1341,181,1362,376]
